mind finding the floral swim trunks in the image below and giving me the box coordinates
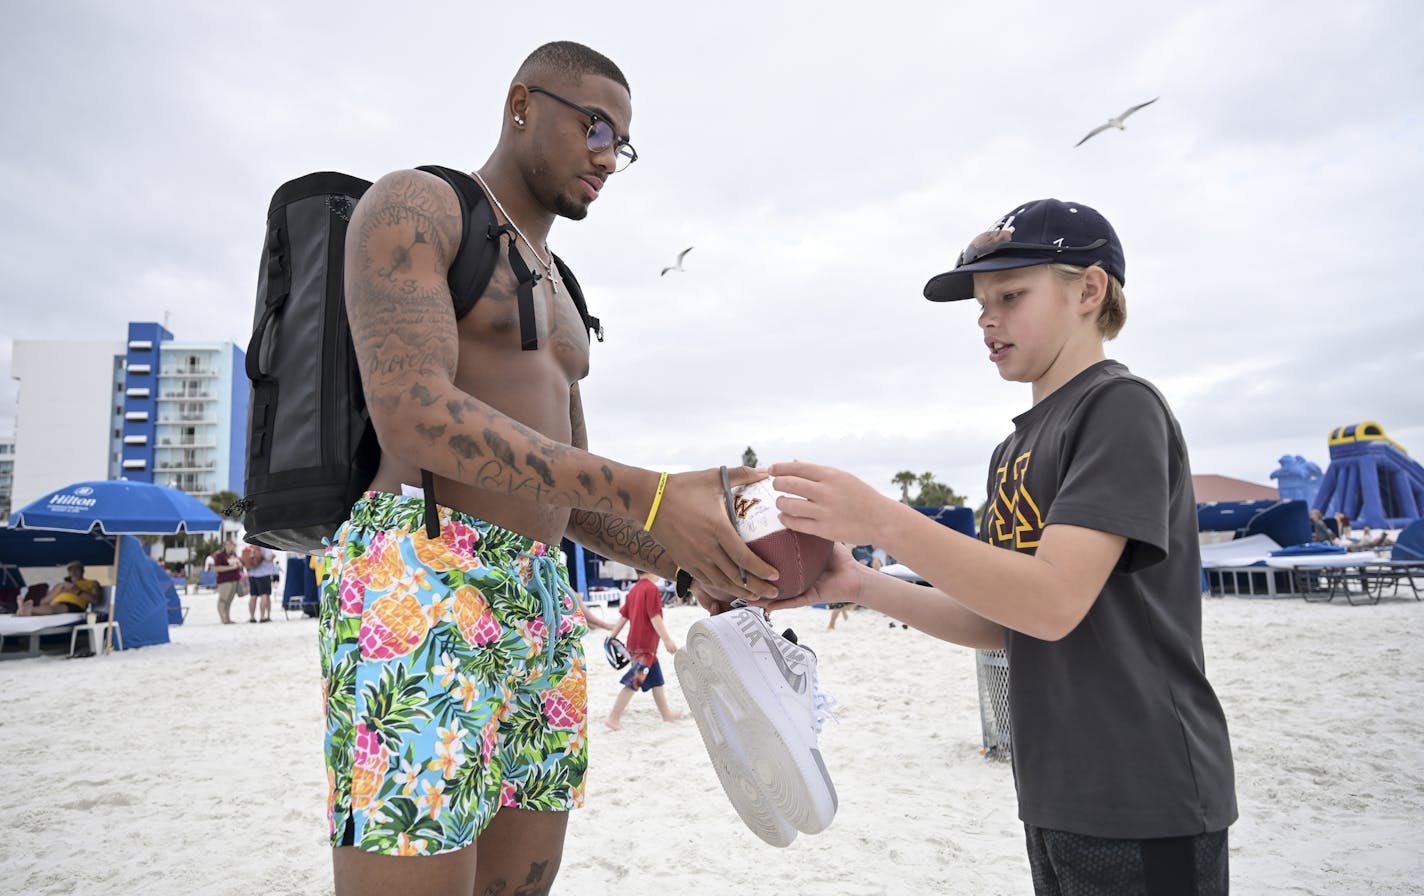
[319,491,589,857]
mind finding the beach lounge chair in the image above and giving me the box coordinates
[1291,521,1424,605]
[0,586,120,658]
[0,613,84,658]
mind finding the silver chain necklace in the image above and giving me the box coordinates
[470,170,559,294]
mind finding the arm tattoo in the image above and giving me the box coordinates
[449,434,482,458]
[347,172,651,515]
[484,430,519,470]
[525,452,556,487]
[415,422,446,444]
[569,509,671,575]
[346,171,460,420]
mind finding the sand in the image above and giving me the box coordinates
[1,589,1420,895]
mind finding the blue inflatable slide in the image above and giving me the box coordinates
[1312,421,1424,529]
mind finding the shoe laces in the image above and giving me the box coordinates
[806,655,837,735]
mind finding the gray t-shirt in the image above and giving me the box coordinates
[982,360,1237,839]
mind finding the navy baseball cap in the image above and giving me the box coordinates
[923,199,1126,302]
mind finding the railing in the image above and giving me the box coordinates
[157,369,218,378]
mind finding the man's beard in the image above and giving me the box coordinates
[553,191,589,221]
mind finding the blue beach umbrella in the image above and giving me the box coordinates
[9,479,222,653]
[11,479,223,535]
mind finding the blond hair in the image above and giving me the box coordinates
[1048,263,1126,340]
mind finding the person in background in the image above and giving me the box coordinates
[1334,512,1352,542]
[209,539,242,625]
[16,561,102,616]
[573,590,616,631]
[242,543,279,623]
[1309,509,1336,544]
[604,570,683,729]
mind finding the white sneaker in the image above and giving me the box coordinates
[675,607,837,846]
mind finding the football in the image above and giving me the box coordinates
[729,478,833,599]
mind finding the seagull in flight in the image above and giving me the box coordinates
[1075,98,1159,147]
[660,246,693,276]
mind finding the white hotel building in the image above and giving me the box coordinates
[8,321,248,512]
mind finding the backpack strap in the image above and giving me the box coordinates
[552,253,603,342]
[415,165,508,324]
[417,164,543,350]
[417,165,601,346]
[408,166,603,533]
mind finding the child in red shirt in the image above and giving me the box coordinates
[604,571,684,730]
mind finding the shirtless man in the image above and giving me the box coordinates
[325,41,777,895]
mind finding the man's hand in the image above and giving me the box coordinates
[650,466,779,601]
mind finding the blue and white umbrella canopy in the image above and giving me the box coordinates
[10,479,223,535]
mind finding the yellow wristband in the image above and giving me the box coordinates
[643,471,670,531]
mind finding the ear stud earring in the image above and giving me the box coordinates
[514,115,525,125]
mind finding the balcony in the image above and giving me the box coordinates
[123,435,148,446]
[122,459,148,470]
[126,387,151,398]
[124,411,150,422]
[158,368,218,378]
[155,461,219,472]
[157,392,215,400]
[155,414,214,424]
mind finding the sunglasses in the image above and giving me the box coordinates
[959,229,1108,267]
[527,86,638,173]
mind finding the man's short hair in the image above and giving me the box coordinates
[515,41,629,94]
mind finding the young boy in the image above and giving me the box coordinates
[763,199,1236,893]
[604,571,683,730]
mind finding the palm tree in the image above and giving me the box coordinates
[892,471,918,503]
[208,490,241,517]
[913,473,966,507]
[742,446,759,468]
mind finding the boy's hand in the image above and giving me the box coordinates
[770,462,897,547]
[745,543,866,612]
[652,466,780,601]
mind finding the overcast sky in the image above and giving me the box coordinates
[2,1,1421,508]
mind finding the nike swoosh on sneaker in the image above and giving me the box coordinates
[731,609,807,693]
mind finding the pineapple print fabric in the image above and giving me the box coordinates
[320,492,589,856]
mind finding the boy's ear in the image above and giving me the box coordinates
[1079,265,1108,314]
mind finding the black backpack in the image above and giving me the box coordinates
[238,165,601,555]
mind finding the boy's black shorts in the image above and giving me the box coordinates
[1025,824,1228,896]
